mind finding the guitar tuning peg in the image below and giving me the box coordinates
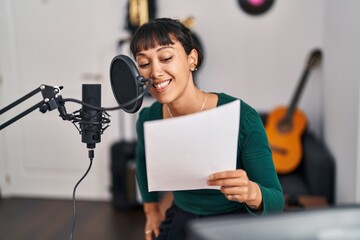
[307,48,322,68]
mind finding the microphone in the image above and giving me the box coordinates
[79,84,102,149]
[110,54,152,113]
[59,54,150,149]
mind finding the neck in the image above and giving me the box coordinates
[167,90,207,118]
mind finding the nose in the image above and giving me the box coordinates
[149,61,163,79]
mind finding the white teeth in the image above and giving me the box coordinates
[154,80,170,89]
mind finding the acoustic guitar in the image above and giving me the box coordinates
[265,49,322,174]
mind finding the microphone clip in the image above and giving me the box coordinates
[38,85,63,113]
[37,85,74,121]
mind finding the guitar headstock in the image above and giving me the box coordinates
[307,48,322,69]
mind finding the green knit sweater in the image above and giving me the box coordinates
[135,93,284,215]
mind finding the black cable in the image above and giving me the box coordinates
[69,149,94,240]
[61,78,152,111]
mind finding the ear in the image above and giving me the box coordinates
[188,49,198,69]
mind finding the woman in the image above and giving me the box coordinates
[131,18,284,240]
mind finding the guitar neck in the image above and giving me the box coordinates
[281,49,322,124]
[283,68,310,123]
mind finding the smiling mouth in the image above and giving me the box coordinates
[153,80,171,91]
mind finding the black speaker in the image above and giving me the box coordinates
[110,140,141,210]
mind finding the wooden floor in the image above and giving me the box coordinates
[0,197,145,240]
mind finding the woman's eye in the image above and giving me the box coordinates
[138,62,149,68]
[161,56,172,62]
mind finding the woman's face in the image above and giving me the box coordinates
[134,40,197,104]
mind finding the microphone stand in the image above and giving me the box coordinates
[1,80,152,239]
[0,83,99,240]
[0,84,68,130]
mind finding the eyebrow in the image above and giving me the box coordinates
[136,45,175,57]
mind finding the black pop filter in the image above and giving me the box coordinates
[110,55,149,113]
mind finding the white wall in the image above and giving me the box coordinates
[1,0,359,204]
[323,0,360,204]
[156,0,324,138]
[0,0,17,196]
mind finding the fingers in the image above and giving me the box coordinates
[222,188,251,202]
[208,177,249,187]
[225,194,244,202]
[144,228,160,240]
[145,229,153,240]
[154,228,160,238]
[207,169,254,203]
[208,169,246,180]
[144,221,157,240]
[207,169,248,187]
[207,170,262,208]
[220,186,248,195]
[144,208,163,239]
[145,225,160,239]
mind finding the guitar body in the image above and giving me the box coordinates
[265,106,307,174]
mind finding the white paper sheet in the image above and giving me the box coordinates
[144,100,240,192]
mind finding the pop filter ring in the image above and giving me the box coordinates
[61,55,152,112]
[109,54,145,113]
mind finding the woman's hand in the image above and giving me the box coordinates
[143,202,164,240]
[207,169,263,210]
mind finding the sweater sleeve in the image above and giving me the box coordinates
[239,103,285,214]
[135,108,159,203]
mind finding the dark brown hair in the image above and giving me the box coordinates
[130,18,204,69]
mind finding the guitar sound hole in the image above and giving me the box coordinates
[277,120,292,133]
